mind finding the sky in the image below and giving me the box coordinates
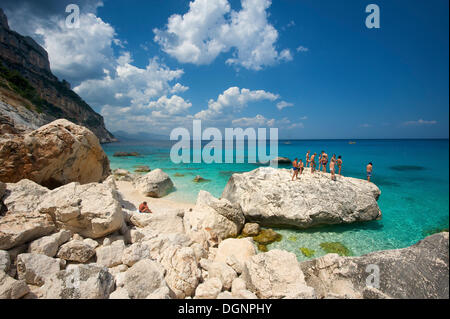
[2,0,449,139]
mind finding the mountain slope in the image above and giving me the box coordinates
[0,8,116,143]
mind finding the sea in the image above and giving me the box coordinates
[103,139,449,261]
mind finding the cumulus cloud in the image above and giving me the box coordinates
[195,87,279,120]
[296,45,309,53]
[276,101,294,110]
[154,0,292,71]
[232,114,274,127]
[403,119,437,126]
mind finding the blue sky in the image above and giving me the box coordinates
[2,0,449,139]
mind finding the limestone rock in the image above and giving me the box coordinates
[16,253,61,286]
[242,223,260,237]
[109,288,130,299]
[194,278,222,299]
[57,240,96,263]
[0,250,11,272]
[0,119,110,188]
[222,167,382,228]
[133,169,174,198]
[28,230,72,257]
[0,271,29,299]
[299,232,450,299]
[160,245,201,299]
[121,242,150,267]
[123,259,168,299]
[242,249,315,299]
[40,264,114,299]
[146,286,175,299]
[38,182,124,239]
[96,240,126,268]
[214,238,256,269]
[130,210,184,234]
[205,261,237,290]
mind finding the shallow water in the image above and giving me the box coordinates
[103,139,449,261]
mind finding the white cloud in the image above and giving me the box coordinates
[147,95,192,115]
[276,101,293,110]
[154,0,292,71]
[232,114,274,127]
[296,45,309,53]
[171,83,190,94]
[359,123,372,128]
[35,13,118,84]
[403,119,437,126]
[195,86,279,120]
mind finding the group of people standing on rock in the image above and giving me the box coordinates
[291,151,374,183]
[291,150,342,181]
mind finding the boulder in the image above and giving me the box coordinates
[222,167,382,229]
[130,210,184,234]
[133,169,174,198]
[242,249,315,299]
[214,238,257,267]
[270,157,292,165]
[0,119,110,188]
[40,264,114,299]
[123,259,168,299]
[113,152,139,157]
[0,250,11,272]
[0,271,29,299]
[16,253,62,286]
[183,192,245,246]
[204,261,237,290]
[109,288,130,299]
[28,230,72,257]
[121,242,151,267]
[194,278,223,299]
[160,245,202,299]
[0,180,55,250]
[146,286,174,299]
[299,232,450,299]
[96,240,126,268]
[56,240,96,263]
[134,166,151,173]
[242,223,260,237]
[38,182,124,239]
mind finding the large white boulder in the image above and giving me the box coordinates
[0,250,10,272]
[29,230,72,257]
[0,119,110,188]
[130,210,185,234]
[194,277,222,299]
[241,249,316,299]
[123,259,169,299]
[56,240,96,263]
[38,182,124,239]
[133,169,174,198]
[40,264,115,299]
[0,271,29,299]
[95,240,126,268]
[16,253,62,286]
[222,167,382,228]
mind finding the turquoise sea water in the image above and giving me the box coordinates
[103,139,449,261]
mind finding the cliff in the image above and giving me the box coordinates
[0,8,116,143]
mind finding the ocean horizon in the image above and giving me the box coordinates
[103,138,449,261]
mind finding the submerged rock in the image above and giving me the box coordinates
[0,119,110,188]
[133,169,174,198]
[134,166,151,173]
[222,167,382,229]
[113,152,139,157]
[299,232,449,299]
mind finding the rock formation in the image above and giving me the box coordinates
[222,167,382,228]
[0,119,110,188]
[133,169,174,198]
[0,9,115,143]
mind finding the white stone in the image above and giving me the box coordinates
[29,230,72,257]
[96,240,125,268]
[16,253,61,286]
[133,169,174,198]
[194,278,223,299]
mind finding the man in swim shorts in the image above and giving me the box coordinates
[139,202,153,214]
[298,159,304,176]
[306,151,310,167]
[292,158,299,180]
[321,151,328,172]
[337,156,343,175]
[310,153,317,173]
[367,162,373,182]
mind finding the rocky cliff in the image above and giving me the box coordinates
[0,8,115,143]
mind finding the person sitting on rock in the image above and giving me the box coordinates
[139,201,153,214]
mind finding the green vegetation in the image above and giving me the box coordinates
[422,226,449,237]
[320,242,352,256]
[299,247,315,258]
[257,244,268,252]
[288,236,297,242]
[0,63,62,117]
[253,228,282,245]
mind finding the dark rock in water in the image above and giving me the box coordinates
[390,165,426,171]
[320,242,352,256]
[174,173,185,177]
[270,157,292,165]
[300,232,449,299]
[193,175,210,183]
[113,152,140,157]
[252,229,282,245]
[134,165,151,173]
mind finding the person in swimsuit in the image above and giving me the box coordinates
[321,152,328,172]
[310,153,317,173]
[139,201,153,214]
[298,159,304,176]
[318,152,323,171]
[367,162,373,182]
[337,156,343,175]
[292,158,299,180]
[306,151,310,167]
[330,156,336,181]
